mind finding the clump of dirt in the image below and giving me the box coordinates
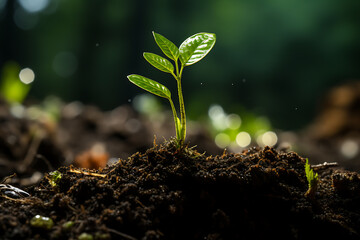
[1,139,360,239]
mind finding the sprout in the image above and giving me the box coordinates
[305,158,319,198]
[127,32,216,147]
[47,170,62,187]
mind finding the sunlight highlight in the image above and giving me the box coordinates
[225,113,241,129]
[340,140,359,159]
[208,104,227,130]
[18,0,49,13]
[257,131,278,147]
[236,131,251,147]
[262,131,278,146]
[215,133,230,148]
[19,68,35,84]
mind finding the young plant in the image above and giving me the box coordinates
[47,170,62,187]
[305,158,319,198]
[127,32,216,147]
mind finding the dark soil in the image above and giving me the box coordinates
[0,99,221,184]
[1,139,360,240]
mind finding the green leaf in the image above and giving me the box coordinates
[179,32,216,66]
[143,52,174,73]
[48,170,62,187]
[152,32,180,61]
[127,74,171,99]
[305,158,318,188]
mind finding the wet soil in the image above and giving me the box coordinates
[1,139,360,239]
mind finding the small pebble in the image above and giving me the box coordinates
[30,215,54,230]
[78,232,93,240]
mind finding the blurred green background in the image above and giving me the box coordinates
[1,0,360,130]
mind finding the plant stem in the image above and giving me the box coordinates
[179,64,184,79]
[168,98,180,140]
[177,65,186,145]
[173,60,186,146]
[175,58,180,77]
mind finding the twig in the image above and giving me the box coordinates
[69,167,107,178]
[106,228,138,240]
[312,162,338,170]
[1,173,17,184]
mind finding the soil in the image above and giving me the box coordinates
[0,99,221,185]
[1,139,360,240]
[0,82,359,240]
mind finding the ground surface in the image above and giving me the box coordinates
[0,99,221,184]
[1,140,360,240]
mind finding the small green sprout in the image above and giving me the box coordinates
[47,170,62,187]
[305,158,319,198]
[30,215,54,230]
[127,32,216,147]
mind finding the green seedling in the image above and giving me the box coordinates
[305,158,319,198]
[47,170,62,187]
[128,32,216,147]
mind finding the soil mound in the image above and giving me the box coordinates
[1,140,360,239]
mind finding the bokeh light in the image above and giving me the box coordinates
[257,131,278,147]
[18,0,49,13]
[340,140,359,159]
[19,68,35,84]
[225,114,241,130]
[215,133,231,148]
[208,104,227,130]
[236,132,251,148]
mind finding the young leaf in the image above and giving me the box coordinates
[152,32,180,61]
[127,74,171,99]
[143,52,174,73]
[179,32,216,66]
[304,158,319,198]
